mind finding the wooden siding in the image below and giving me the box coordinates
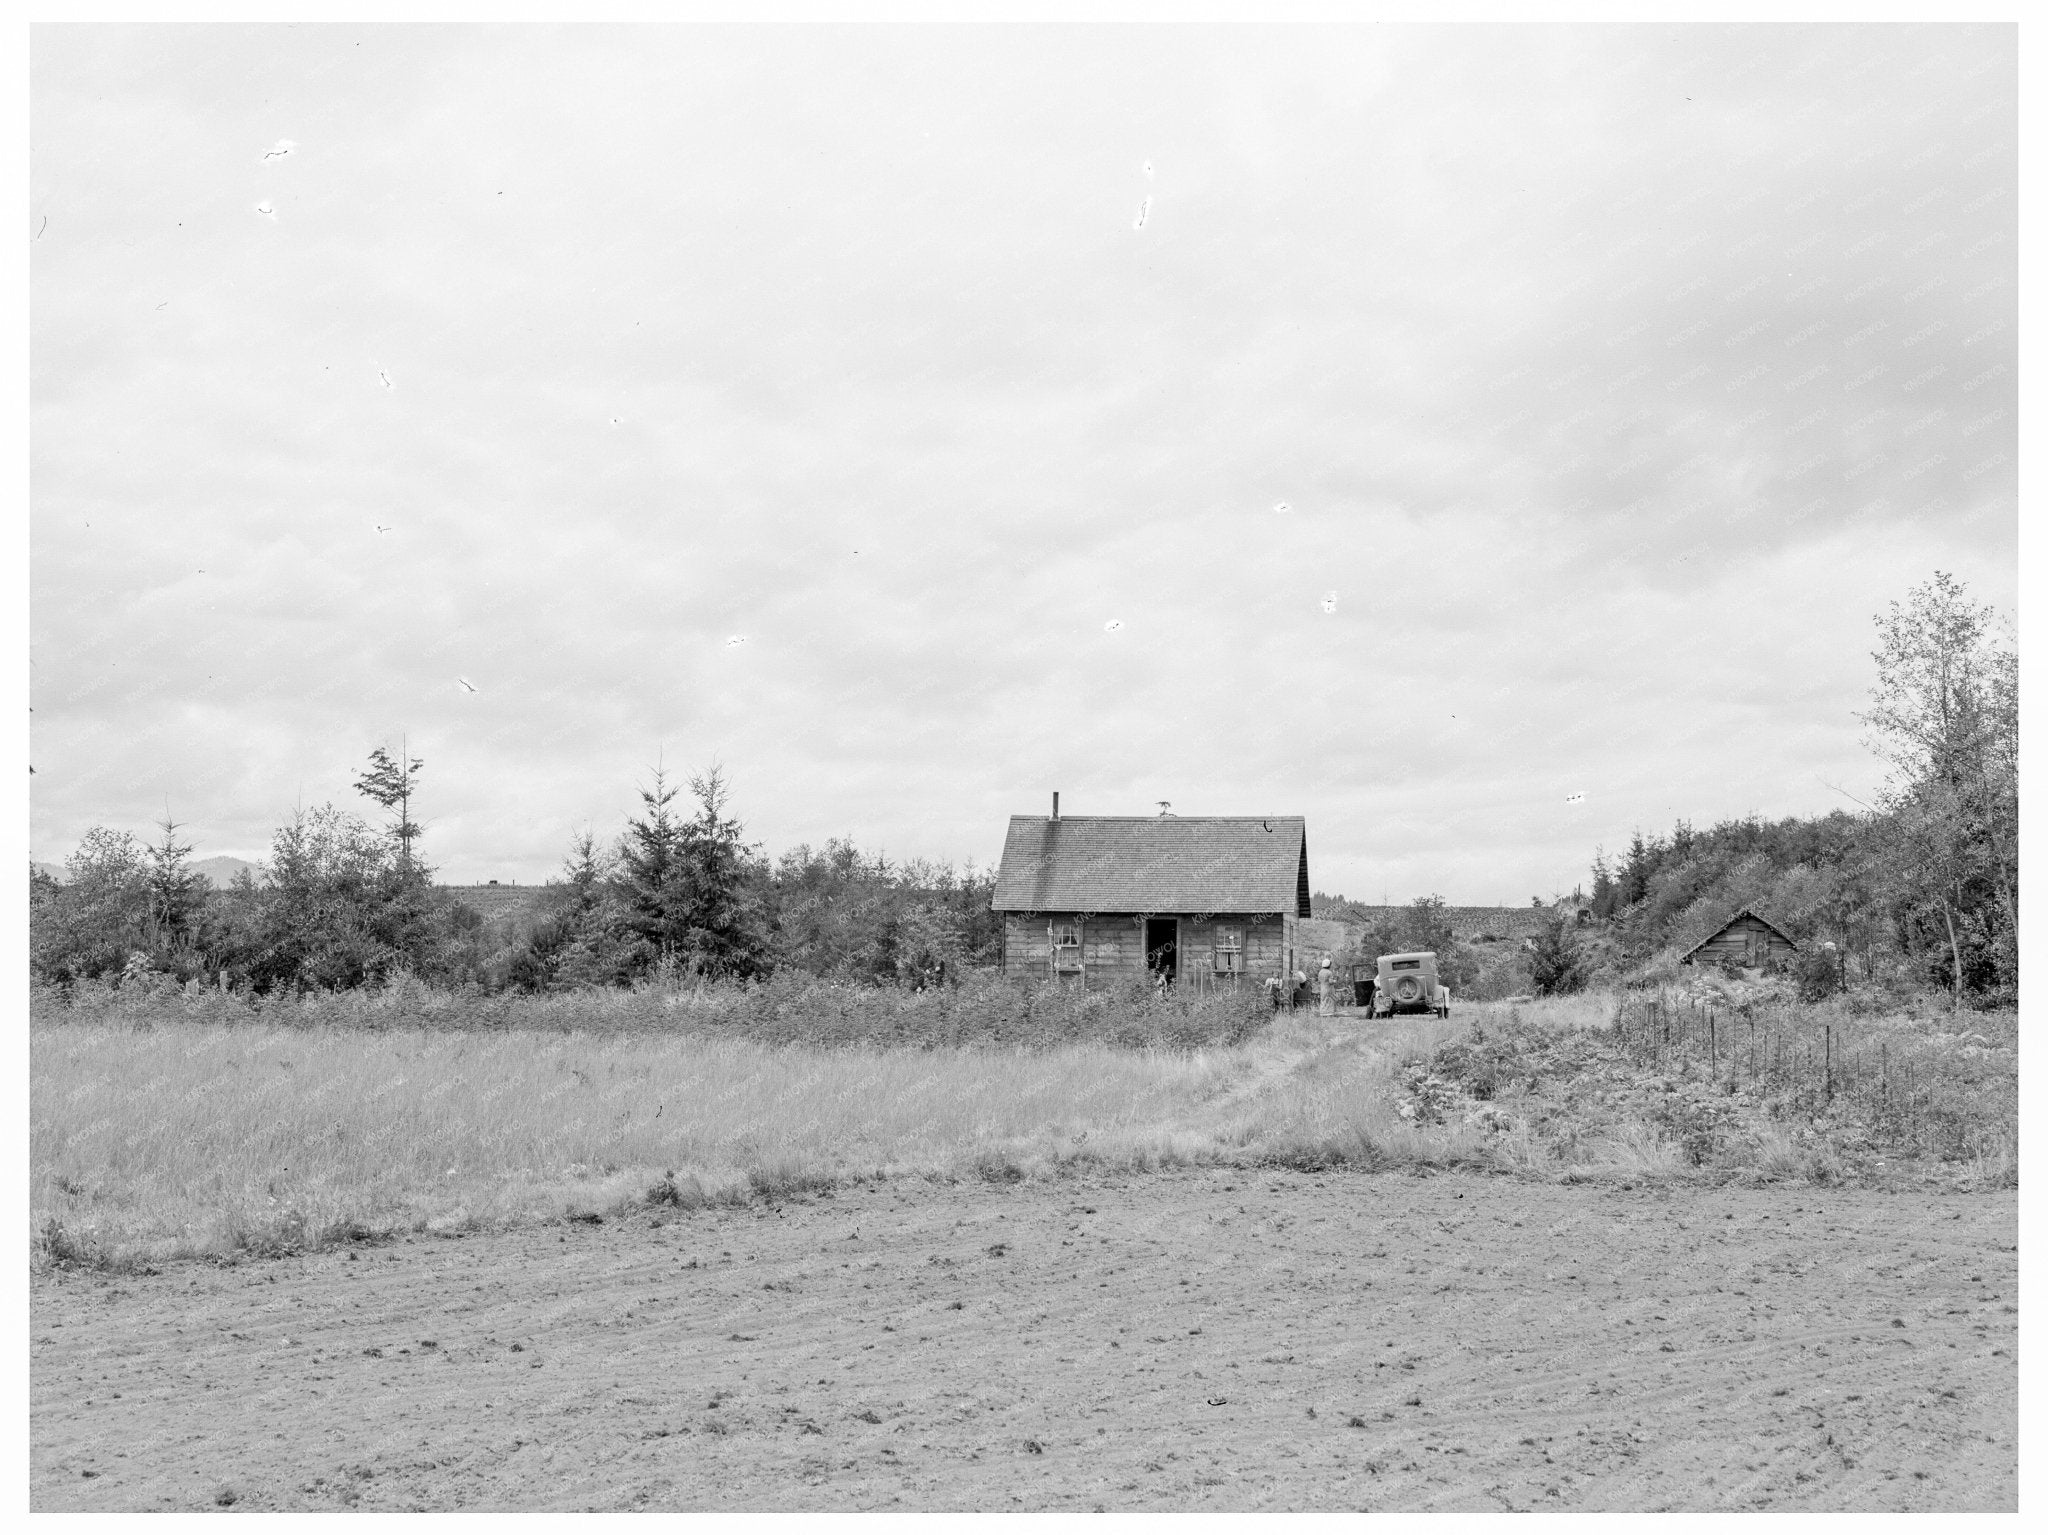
[1683,912,1798,967]
[1084,917,1144,985]
[1001,911,1289,988]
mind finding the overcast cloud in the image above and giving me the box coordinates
[30,24,2016,903]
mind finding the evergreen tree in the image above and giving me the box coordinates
[1589,849,1618,919]
[507,829,633,991]
[1527,915,1587,996]
[619,764,689,975]
[142,813,211,968]
[674,765,768,980]
[354,743,426,869]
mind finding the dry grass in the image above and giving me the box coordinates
[36,971,1273,1050]
[30,999,1481,1268]
[1412,994,2016,1190]
[31,985,2014,1271]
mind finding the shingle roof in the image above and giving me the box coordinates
[1678,905,1801,962]
[991,816,1310,915]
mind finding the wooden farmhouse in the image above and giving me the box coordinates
[1679,906,1801,969]
[990,802,1330,990]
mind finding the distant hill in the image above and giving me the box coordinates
[31,854,260,887]
[441,883,547,920]
[1311,900,1550,942]
[192,855,259,889]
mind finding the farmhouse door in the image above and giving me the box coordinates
[1145,918,1178,982]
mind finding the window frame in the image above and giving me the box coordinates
[1212,922,1245,974]
[1050,919,1083,974]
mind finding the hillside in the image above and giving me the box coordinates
[192,856,259,889]
[1311,900,1549,942]
[440,884,547,921]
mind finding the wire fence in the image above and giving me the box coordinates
[1610,990,2015,1161]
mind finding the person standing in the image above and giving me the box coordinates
[1316,956,1334,1016]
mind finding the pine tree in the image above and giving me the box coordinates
[1527,915,1586,997]
[142,813,210,963]
[353,742,425,870]
[1589,849,1618,919]
[675,765,767,980]
[620,764,688,975]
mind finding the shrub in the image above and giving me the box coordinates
[1528,918,1587,996]
[1428,1035,1528,1101]
[1793,944,1843,1003]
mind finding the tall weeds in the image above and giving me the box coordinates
[34,970,1271,1051]
[30,987,2014,1272]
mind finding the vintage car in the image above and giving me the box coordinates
[1370,951,1450,1018]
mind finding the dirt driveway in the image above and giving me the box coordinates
[31,1168,2016,1511]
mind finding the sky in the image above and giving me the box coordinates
[29,24,2017,903]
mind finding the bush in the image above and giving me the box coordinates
[1427,1035,1530,1101]
[1793,944,1843,1004]
[1528,918,1587,996]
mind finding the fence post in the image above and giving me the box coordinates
[1824,1023,1832,1103]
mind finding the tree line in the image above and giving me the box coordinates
[30,758,1000,996]
[1581,572,2015,1007]
[1309,573,2014,1008]
[30,572,2013,1008]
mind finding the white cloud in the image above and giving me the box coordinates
[30,27,2015,899]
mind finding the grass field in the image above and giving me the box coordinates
[29,981,2016,1270]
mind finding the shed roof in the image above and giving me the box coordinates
[1678,905,1801,962]
[991,816,1311,916]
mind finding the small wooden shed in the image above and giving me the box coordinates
[990,803,1316,990]
[1679,906,1801,969]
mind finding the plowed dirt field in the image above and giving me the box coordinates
[31,1169,2017,1511]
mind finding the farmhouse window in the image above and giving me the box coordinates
[1051,920,1082,972]
[1213,924,1244,973]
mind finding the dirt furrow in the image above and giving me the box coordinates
[32,1168,2016,1511]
